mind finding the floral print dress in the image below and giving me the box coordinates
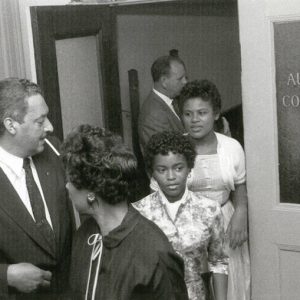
[133,189,228,300]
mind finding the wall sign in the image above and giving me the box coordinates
[274,21,300,203]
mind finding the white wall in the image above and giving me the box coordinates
[117,14,242,113]
[56,36,104,137]
[117,13,241,145]
[18,0,71,81]
[0,0,26,79]
[15,1,241,146]
[17,1,241,110]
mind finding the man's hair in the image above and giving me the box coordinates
[61,124,138,205]
[151,55,185,82]
[178,79,222,114]
[144,131,195,174]
[0,78,42,136]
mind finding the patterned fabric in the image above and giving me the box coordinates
[133,190,228,300]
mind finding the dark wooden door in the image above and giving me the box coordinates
[31,5,122,140]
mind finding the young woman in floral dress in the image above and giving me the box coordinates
[134,131,228,300]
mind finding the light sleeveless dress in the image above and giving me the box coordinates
[189,153,251,300]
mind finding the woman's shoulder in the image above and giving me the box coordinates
[133,192,159,210]
[215,132,240,145]
[132,212,176,257]
[74,217,99,238]
[129,216,185,289]
[215,132,244,152]
[71,217,99,252]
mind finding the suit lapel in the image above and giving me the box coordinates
[0,169,55,258]
[152,92,185,131]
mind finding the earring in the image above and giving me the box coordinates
[87,192,96,204]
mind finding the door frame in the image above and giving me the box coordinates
[30,0,237,140]
[238,1,300,298]
[30,5,121,140]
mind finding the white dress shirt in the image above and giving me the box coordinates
[153,88,180,120]
[0,146,53,228]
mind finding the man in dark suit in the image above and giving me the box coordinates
[138,55,187,153]
[0,78,74,299]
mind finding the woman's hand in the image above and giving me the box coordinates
[227,183,248,249]
[227,206,248,249]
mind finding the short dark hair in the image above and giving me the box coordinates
[144,131,195,174]
[178,79,222,114]
[0,78,42,136]
[151,55,185,82]
[61,124,138,205]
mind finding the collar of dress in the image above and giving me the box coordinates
[99,204,141,249]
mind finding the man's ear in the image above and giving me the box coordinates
[160,75,168,89]
[3,118,17,135]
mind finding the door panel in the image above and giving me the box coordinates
[30,5,122,140]
[56,36,104,137]
[238,1,300,299]
[274,20,300,204]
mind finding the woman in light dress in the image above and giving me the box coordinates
[178,80,251,300]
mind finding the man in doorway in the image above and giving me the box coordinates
[138,55,232,155]
[138,55,187,153]
[0,78,74,299]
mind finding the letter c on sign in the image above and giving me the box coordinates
[282,95,290,107]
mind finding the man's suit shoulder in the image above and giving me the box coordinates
[140,92,171,119]
[141,91,163,108]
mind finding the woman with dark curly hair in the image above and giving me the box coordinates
[178,80,250,300]
[61,124,188,300]
[133,131,228,300]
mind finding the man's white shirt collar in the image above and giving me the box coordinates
[0,146,24,178]
[153,88,180,119]
[153,88,173,106]
[0,146,53,227]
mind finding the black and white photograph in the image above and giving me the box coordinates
[0,0,299,299]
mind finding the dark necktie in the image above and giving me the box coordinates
[23,158,56,252]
